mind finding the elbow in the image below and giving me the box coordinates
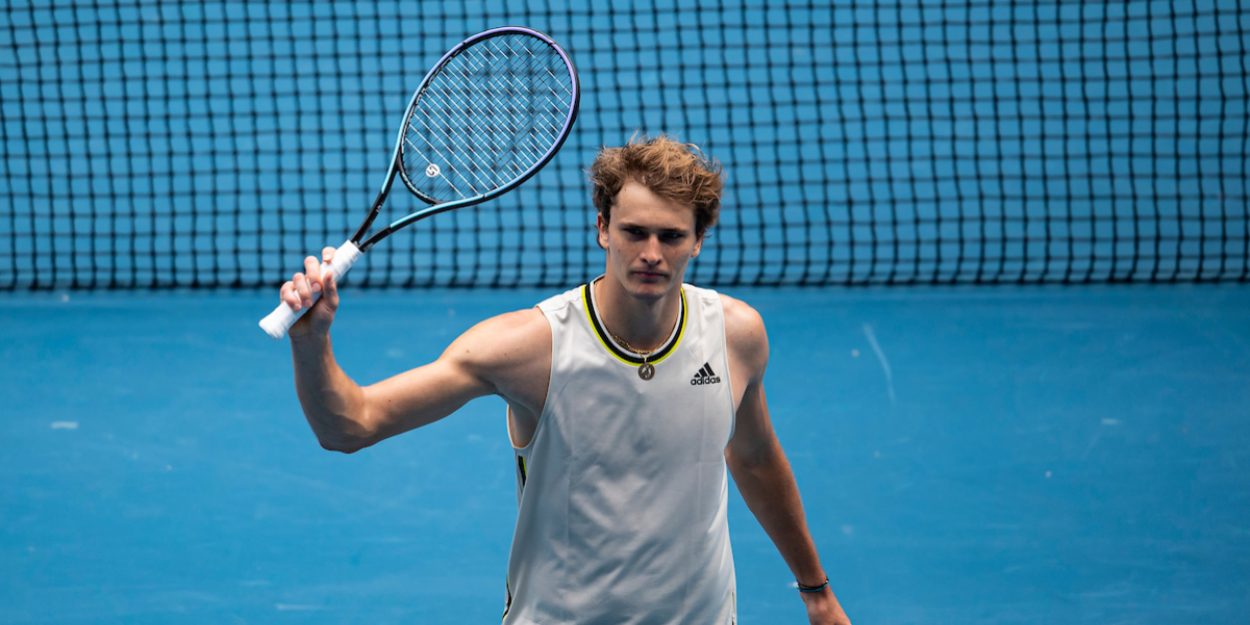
[725,442,781,474]
[308,408,378,454]
[725,447,754,476]
[316,432,370,454]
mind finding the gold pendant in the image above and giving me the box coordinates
[638,362,655,380]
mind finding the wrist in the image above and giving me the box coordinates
[796,575,829,594]
[290,327,330,346]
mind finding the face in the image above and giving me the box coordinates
[598,180,702,301]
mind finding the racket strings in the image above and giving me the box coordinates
[402,34,574,203]
[410,40,562,187]
[477,39,571,142]
[439,42,567,181]
[409,63,555,196]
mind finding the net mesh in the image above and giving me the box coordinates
[2,1,1247,289]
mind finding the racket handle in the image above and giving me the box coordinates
[259,241,364,340]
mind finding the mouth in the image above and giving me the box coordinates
[632,269,668,282]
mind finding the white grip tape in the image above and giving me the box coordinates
[258,240,363,340]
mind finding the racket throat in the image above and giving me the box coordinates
[357,227,392,253]
[351,187,394,249]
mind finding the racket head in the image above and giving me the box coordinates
[394,27,580,207]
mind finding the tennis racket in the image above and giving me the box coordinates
[259,26,580,339]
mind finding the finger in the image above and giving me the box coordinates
[280,280,298,307]
[322,246,336,264]
[292,273,311,310]
[303,255,322,293]
[322,269,339,312]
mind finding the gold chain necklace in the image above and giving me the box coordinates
[608,330,657,380]
[593,278,679,381]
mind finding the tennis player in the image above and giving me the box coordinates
[280,135,851,625]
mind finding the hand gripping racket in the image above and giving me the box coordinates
[259,26,580,339]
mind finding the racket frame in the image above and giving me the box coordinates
[351,26,580,252]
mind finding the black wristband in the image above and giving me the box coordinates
[797,576,829,593]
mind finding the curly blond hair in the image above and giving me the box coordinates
[589,135,724,238]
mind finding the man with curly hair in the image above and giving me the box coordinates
[279,135,850,625]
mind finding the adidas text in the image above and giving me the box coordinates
[690,363,722,386]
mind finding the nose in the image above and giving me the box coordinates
[639,235,663,265]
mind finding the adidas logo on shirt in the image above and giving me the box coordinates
[690,363,722,386]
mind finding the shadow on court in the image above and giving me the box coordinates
[2,285,1248,624]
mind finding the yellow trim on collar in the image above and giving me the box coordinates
[582,282,687,367]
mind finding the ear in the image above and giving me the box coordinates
[596,212,609,250]
[691,231,703,259]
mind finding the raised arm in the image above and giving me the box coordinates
[282,249,550,453]
[721,296,851,625]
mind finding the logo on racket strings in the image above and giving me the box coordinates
[425,164,441,178]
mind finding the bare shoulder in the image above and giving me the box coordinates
[471,307,548,334]
[453,307,550,408]
[718,293,769,375]
[446,307,550,368]
[719,293,767,347]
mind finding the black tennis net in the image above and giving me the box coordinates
[2,1,1247,289]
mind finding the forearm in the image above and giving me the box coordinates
[731,447,851,623]
[291,333,372,452]
[729,444,825,585]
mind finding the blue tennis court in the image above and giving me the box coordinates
[3,284,1248,623]
[4,1,1250,623]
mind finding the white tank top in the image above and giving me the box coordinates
[503,280,738,625]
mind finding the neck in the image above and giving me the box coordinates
[593,275,682,353]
